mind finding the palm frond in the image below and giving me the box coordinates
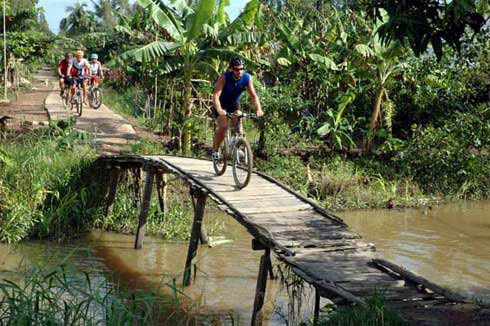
[122,41,181,62]
[137,0,184,41]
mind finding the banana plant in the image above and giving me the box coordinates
[126,0,261,153]
[317,92,356,151]
[360,10,407,153]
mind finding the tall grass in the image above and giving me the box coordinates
[256,154,429,210]
[318,294,408,326]
[0,265,197,325]
[0,124,98,242]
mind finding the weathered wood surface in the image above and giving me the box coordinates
[97,155,487,324]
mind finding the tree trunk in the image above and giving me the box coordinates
[365,81,384,153]
[182,75,192,154]
[166,79,175,137]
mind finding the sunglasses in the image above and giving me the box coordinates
[232,67,245,72]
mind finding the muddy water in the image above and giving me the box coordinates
[0,212,315,325]
[2,201,489,324]
[341,200,490,302]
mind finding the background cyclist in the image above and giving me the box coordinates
[89,53,104,87]
[57,52,73,97]
[212,56,264,161]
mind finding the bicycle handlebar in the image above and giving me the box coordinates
[226,112,259,119]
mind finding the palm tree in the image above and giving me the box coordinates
[59,2,92,36]
[127,0,261,153]
[92,0,115,31]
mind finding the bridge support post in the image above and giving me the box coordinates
[155,171,168,220]
[134,167,155,249]
[189,185,209,245]
[251,248,272,326]
[252,239,275,279]
[104,166,120,217]
[183,187,207,286]
[313,288,320,326]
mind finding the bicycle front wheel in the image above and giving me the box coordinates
[232,137,253,189]
[213,140,228,176]
[76,93,83,117]
[91,87,102,109]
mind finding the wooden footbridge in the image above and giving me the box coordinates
[97,154,489,325]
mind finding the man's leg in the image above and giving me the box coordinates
[214,114,228,152]
[59,78,64,95]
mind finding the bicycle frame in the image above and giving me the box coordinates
[223,114,247,157]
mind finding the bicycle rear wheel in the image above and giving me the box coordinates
[213,140,228,176]
[232,137,253,189]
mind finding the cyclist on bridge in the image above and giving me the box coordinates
[212,56,264,162]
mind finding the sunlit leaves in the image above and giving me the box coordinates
[137,0,183,41]
[123,41,181,62]
[308,54,339,71]
[187,0,215,40]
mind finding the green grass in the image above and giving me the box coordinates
[94,178,225,241]
[256,154,432,211]
[0,264,201,325]
[317,294,408,326]
[0,124,98,243]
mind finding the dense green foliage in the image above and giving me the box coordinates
[0,125,98,243]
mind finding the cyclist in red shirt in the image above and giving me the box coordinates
[57,52,73,97]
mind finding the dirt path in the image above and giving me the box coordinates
[41,71,138,153]
[1,67,138,154]
[0,67,54,126]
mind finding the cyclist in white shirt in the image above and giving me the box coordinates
[89,53,104,87]
[67,50,91,105]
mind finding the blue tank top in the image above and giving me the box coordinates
[219,71,251,109]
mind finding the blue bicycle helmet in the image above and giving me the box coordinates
[90,53,98,60]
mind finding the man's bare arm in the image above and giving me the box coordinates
[213,75,226,115]
[247,77,263,117]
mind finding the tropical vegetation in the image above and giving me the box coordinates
[1,0,490,324]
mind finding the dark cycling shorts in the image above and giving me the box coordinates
[74,77,85,87]
[63,76,74,86]
[211,102,241,118]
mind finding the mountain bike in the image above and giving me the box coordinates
[70,75,89,117]
[60,77,72,109]
[61,84,71,109]
[88,78,102,109]
[213,112,256,189]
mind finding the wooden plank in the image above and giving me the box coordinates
[372,259,467,303]
[234,204,312,215]
[291,267,364,305]
[226,194,296,203]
